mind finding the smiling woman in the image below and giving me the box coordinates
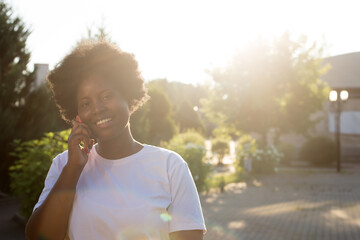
[76,75,131,143]
[25,41,206,240]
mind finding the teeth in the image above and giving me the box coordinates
[96,118,112,126]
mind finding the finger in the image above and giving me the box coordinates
[72,120,79,130]
[69,134,92,149]
[72,116,85,128]
[81,146,90,154]
[74,121,92,134]
[78,123,92,136]
[72,124,92,138]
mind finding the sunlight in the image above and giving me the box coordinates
[245,201,328,216]
[228,220,246,229]
[328,207,360,226]
[11,0,360,84]
[330,209,348,219]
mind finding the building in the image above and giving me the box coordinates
[322,52,360,161]
[279,52,360,161]
[34,63,49,89]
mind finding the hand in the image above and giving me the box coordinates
[67,117,94,168]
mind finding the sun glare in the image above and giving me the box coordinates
[10,0,360,84]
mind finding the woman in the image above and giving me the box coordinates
[25,41,206,240]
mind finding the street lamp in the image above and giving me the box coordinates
[329,90,349,172]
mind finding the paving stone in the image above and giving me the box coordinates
[201,169,360,240]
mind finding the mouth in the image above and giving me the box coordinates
[95,117,112,128]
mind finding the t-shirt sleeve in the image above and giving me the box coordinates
[33,152,66,212]
[167,153,206,233]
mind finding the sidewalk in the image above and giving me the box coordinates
[201,168,360,240]
[2,166,360,240]
[0,195,26,240]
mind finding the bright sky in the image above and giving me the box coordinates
[9,0,360,85]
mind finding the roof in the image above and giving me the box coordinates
[322,52,360,89]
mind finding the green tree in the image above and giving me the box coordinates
[131,87,176,145]
[17,83,68,141]
[9,129,70,218]
[0,1,34,191]
[147,79,210,136]
[130,103,150,143]
[211,138,230,165]
[175,100,204,133]
[147,87,177,145]
[212,125,241,141]
[148,79,208,109]
[206,33,330,146]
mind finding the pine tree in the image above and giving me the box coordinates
[0,1,35,192]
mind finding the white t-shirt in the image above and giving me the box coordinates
[34,144,206,240]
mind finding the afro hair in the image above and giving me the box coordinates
[47,40,149,123]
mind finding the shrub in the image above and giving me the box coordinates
[299,136,336,166]
[276,142,296,165]
[211,138,230,165]
[9,129,70,219]
[163,129,205,147]
[163,130,210,192]
[236,134,283,174]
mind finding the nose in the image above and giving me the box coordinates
[92,99,106,115]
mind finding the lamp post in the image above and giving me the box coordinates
[329,90,349,172]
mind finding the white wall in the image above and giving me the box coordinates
[328,111,360,134]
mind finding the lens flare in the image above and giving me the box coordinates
[160,213,172,222]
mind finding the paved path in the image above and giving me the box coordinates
[0,197,25,240]
[200,170,360,240]
[2,168,360,240]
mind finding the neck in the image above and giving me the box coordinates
[96,125,143,160]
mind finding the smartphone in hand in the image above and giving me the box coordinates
[76,115,94,154]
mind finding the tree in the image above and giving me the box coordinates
[147,79,210,135]
[175,100,204,133]
[131,87,177,145]
[211,138,230,165]
[0,1,35,191]
[206,33,330,146]
[17,83,69,141]
[147,79,208,109]
[79,22,112,43]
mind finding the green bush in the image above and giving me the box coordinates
[9,129,70,219]
[236,134,283,174]
[211,138,230,165]
[299,136,336,166]
[276,142,296,166]
[163,130,210,192]
[163,129,205,147]
[205,172,244,194]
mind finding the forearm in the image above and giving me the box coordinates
[26,163,83,240]
[169,230,204,240]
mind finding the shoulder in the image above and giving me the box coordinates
[142,144,186,167]
[51,150,69,172]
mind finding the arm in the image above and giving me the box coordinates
[167,156,207,238]
[170,230,204,240]
[25,121,93,240]
[25,163,84,240]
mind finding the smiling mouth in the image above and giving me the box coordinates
[96,118,112,127]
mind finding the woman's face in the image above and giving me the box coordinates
[76,75,130,141]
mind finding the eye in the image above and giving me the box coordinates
[102,92,114,101]
[80,101,90,108]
